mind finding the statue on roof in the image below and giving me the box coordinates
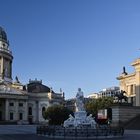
[15,76,20,83]
[122,66,127,75]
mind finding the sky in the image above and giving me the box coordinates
[0,0,140,99]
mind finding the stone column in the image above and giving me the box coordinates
[5,99,9,121]
[10,61,12,79]
[1,57,4,79]
[36,101,39,123]
[15,100,19,121]
[127,85,131,96]
[24,100,28,121]
[136,71,140,106]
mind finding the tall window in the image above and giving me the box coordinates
[130,84,136,95]
[42,107,46,117]
[28,107,32,115]
[19,113,23,120]
[133,84,136,94]
[10,112,13,120]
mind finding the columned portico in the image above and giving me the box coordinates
[0,89,29,122]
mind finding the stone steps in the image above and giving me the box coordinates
[125,115,140,130]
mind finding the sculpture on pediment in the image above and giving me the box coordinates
[15,76,20,83]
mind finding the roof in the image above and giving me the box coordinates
[27,81,53,93]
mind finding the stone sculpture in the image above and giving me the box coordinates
[75,88,85,112]
[64,88,96,128]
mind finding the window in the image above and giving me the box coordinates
[9,102,14,106]
[28,107,32,115]
[19,113,23,120]
[10,112,13,120]
[130,84,136,95]
[42,107,46,117]
[130,85,133,95]
[133,85,136,94]
[19,103,23,107]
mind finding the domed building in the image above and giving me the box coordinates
[0,26,64,124]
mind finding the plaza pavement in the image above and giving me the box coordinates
[0,125,36,134]
[0,125,140,140]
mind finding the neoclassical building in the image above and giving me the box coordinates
[117,59,140,106]
[0,26,64,124]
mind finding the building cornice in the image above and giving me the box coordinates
[131,58,140,66]
[117,72,136,80]
[0,93,28,99]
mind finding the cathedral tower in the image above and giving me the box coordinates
[0,26,13,83]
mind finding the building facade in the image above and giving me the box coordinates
[87,87,120,99]
[87,93,98,99]
[98,87,120,98]
[117,59,140,106]
[0,26,64,124]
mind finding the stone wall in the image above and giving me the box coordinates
[112,105,140,124]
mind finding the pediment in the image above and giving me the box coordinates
[0,82,23,95]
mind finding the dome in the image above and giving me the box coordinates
[0,26,8,42]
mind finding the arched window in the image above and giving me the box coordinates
[28,107,32,115]
[42,107,46,117]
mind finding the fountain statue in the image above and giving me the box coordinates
[75,88,85,112]
[64,88,96,128]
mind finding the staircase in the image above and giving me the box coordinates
[125,115,140,130]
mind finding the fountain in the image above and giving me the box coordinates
[37,88,124,138]
[64,88,96,128]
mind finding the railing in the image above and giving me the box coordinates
[0,47,12,55]
[36,125,124,138]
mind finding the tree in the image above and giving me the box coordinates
[85,97,113,117]
[44,105,73,125]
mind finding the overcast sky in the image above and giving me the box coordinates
[0,0,140,99]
